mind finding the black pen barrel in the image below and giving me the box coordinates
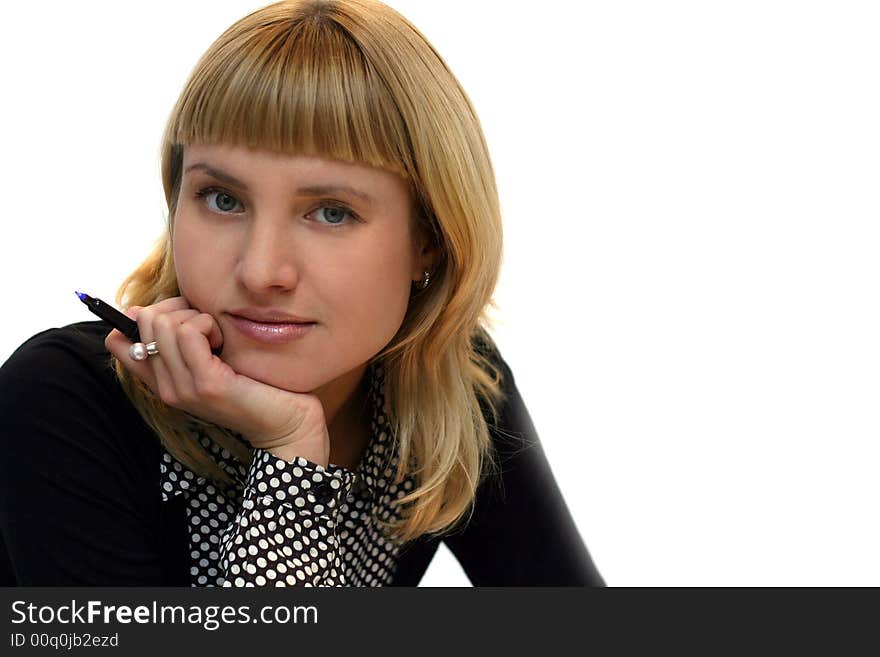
[78,293,141,341]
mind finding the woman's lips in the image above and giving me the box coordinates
[228,314,317,344]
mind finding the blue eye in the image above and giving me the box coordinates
[194,187,244,214]
[193,187,359,228]
[309,204,358,226]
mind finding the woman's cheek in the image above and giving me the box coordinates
[173,234,211,303]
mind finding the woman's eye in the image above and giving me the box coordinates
[194,187,244,214]
[307,205,358,227]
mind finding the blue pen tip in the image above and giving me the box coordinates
[75,291,86,301]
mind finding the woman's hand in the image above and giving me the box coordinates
[104,296,330,467]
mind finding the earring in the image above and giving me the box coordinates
[420,270,431,289]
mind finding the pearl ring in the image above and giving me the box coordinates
[129,341,159,361]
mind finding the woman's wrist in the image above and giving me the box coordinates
[265,443,329,468]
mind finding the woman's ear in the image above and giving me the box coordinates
[413,235,440,282]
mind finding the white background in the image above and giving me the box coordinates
[1,1,878,586]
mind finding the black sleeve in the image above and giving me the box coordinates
[0,326,165,585]
[443,344,606,586]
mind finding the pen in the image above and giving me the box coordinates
[75,291,141,341]
[75,291,224,357]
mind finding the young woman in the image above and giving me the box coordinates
[0,0,604,587]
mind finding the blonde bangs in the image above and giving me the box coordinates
[165,6,412,181]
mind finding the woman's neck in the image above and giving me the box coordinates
[326,368,372,471]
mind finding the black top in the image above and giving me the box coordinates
[0,321,605,586]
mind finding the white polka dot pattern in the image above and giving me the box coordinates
[159,362,418,587]
[219,451,355,586]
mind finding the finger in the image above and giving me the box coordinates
[177,314,228,399]
[150,309,202,405]
[178,311,224,356]
[132,297,193,346]
[104,326,159,394]
[128,299,194,401]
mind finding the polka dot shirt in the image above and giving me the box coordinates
[159,362,418,587]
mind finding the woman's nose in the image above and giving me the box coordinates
[236,218,300,292]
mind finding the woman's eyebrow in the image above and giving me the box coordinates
[184,162,374,203]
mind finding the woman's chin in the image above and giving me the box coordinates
[222,353,318,393]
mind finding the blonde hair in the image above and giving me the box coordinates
[112,0,507,545]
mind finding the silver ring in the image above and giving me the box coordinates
[129,341,159,361]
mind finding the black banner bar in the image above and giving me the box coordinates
[1,587,874,654]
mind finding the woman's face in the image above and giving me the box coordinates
[172,142,433,405]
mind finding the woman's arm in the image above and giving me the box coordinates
[0,329,166,585]
[443,352,606,586]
